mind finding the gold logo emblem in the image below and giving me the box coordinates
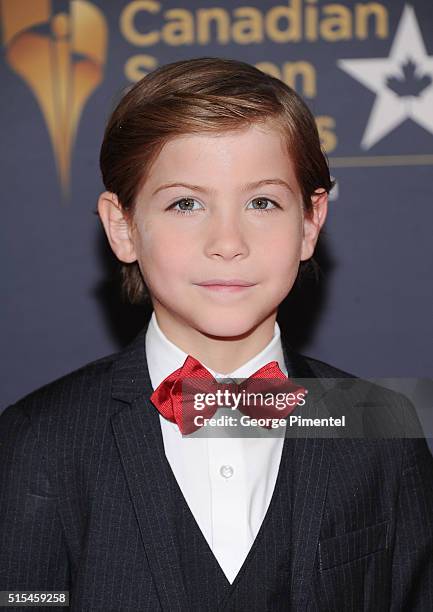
[1,0,108,197]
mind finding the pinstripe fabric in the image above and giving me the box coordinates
[1,322,433,611]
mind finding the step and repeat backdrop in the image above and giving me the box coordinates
[1,0,432,410]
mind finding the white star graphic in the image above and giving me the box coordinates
[338,4,433,149]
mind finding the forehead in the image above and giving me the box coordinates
[143,121,299,192]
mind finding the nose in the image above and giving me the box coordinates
[204,211,250,260]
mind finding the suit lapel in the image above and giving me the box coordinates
[287,435,332,609]
[281,337,333,610]
[110,322,189,611]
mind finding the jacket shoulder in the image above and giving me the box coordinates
[299,353,427,449]
[300,354,356,379]
[1,351,119,424]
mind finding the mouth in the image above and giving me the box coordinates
[194,279,257,293]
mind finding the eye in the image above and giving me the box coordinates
[168,197,203,215]
[247,197,279,213]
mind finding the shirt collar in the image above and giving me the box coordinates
[145,310,288,392]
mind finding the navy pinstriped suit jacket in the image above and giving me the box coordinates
[1,321,433,611]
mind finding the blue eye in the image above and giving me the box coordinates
[247,197,279,213]
[169,197,202,215]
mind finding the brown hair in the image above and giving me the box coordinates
[99,56,334,304]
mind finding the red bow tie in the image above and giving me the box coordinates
[150,355,305,434]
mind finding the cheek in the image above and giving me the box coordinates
[135,224,189,281]
[259,225,303,274]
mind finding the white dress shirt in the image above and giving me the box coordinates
[145,311,288,583]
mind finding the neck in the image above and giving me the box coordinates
[152,307,277,374]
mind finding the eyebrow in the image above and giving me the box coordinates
[151,178,295,196]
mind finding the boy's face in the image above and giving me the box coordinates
[100,121,327,339]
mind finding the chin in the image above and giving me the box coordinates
[190,310,269,340]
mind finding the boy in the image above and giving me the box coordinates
[1,57,432,611]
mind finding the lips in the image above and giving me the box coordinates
[196,279,256,287]
[194,280,257,294]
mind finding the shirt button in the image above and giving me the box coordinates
[219,465,234,479]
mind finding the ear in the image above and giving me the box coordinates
[301,189,328,261]
[97,191,138,263]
